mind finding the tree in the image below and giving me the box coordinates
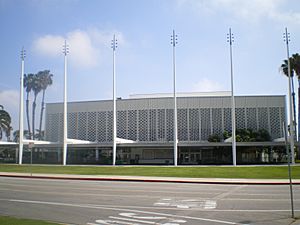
[280,53,300,142]
[254,129,271,142]
[24,73,34,139]
[280,59,297,136]
[222,128,271,142]
[38,70,53,140]
[31,73,42,140]
[24,70,54,140]
[291,53,300,142]
[13,130,30,142]
[0,105,12,141]
[208,134,221,142]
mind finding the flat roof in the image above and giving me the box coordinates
[46,93,286,105]
[129,91,231,99]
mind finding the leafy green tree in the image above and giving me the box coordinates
[38,70,53,140]
[208,134,221,142]
[223,130,230,140]
[222,128,271,142]
[0,105,12,141]
[254,129,271,142]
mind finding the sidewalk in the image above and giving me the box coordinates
[0,172,299,185]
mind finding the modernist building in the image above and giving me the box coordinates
[45,93,287,165]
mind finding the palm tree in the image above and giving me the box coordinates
[24,73,34,139]
[280,58,297,137]
[31,73,42,140]
[38,70,53,140]
[291,53,300,142]
[0,105,12,141]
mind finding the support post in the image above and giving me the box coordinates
[171,30,178,166]
[18,48,25,165]
[227,28,236,166]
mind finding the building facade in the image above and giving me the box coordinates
[45,94,287,165]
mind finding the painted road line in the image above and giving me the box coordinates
[154,198,217,209]
[0,187,165,199]
[109,216,159,224]
[5,198,241,224]
[213,186,246,200]
[119,212,167,220]
[89,212,187,225]
[1,198,299,213]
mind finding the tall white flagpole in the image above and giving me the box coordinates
[18,48,25,165]
[112,35,117,166]
[228,28,237,166]
[63,40,69,166]
[171,30,178,166]
[284,28,295,164]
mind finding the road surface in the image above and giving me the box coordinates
[0,177,299,225]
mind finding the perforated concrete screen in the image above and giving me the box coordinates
[45,95,286,142]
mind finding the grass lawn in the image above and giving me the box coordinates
[0,215,61,225]
[0,164,299,179]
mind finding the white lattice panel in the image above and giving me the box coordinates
[149,109,157,141]
[258,108,268,130]
[178,109,188,141]
[128,110,137,141]
[200,108,210,140]
[78,112,87,140]
[87,112,96,141]
[189,109,200,141]
[117,111,127,139]
[246,108,257,130]
[97,111,106,142]
[138,110,148,141]
[212,108,222,137]
[166,109,174,141]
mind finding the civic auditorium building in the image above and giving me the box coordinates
[45,92,287,165]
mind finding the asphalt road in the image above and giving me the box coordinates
[0,177,299,225]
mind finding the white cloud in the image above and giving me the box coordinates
[192,78,224,92]
[88,28,126,47]
[177,0,300,24]
[32,28,126,68]
[0,90,19,110]
[33,35,64,57]
[67,30,98,68]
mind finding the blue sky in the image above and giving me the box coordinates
[0,0,300,132]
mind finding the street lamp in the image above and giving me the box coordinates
[111,35,117,166]
[227,28,236,166]
[62,40,69,166]
[18,47,25,165]
[171,30,178,166]
[284,28,295,164]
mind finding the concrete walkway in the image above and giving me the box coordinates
[0,172,299,185]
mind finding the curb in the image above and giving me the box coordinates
[1,174,299,185]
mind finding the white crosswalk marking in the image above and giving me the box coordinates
[90,212,187,225]
[154,198,217,209]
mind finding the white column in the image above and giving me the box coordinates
[18,48,25,165]
[228,28,236,166]
[285,28,295,164]
[112,35,117,166]
[171,30,178,166]
[63,40,68,166]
